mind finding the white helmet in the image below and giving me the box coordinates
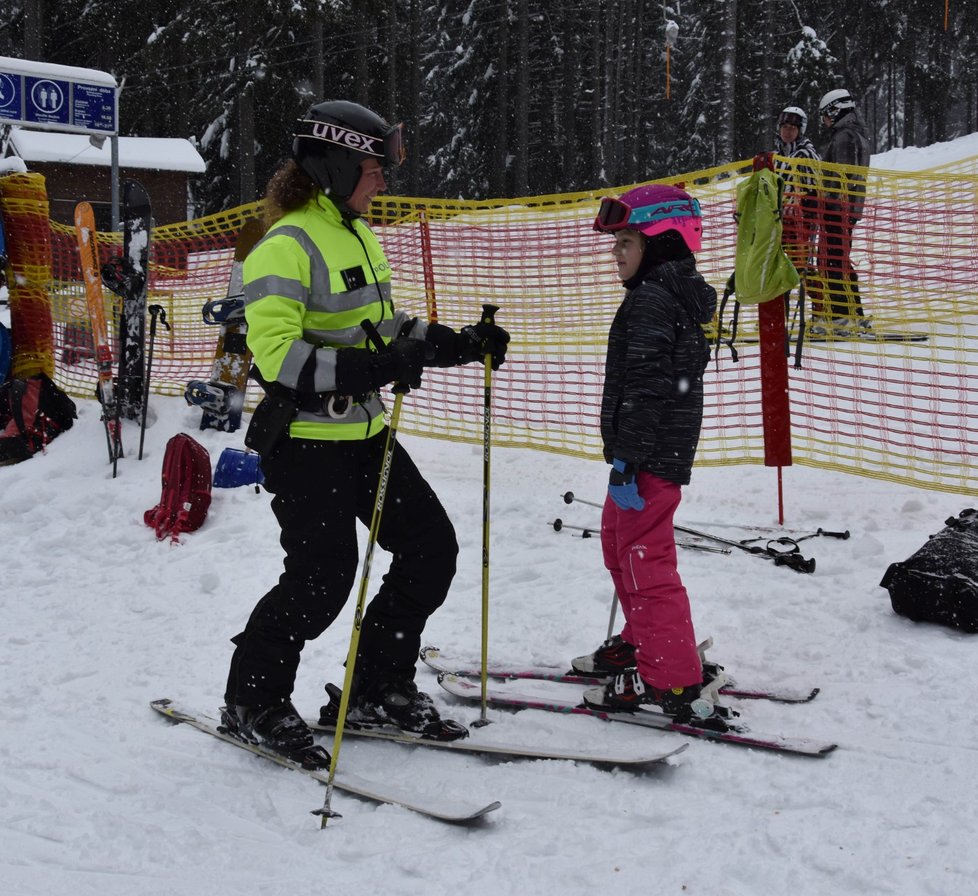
[778,106,808,135]
[819,89,856,121]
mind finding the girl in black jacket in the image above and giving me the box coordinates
[573,185,722,723]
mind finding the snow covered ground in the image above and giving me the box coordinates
[3,133,978,895]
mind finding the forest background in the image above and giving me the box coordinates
[2,0,976,216]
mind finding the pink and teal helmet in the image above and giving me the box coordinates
[593,184,703,252]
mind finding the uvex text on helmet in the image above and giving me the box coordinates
[778,106,807,135]
[818,89,855,122]
[292,100,405,199]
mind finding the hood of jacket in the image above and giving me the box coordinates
[639,255,718,326]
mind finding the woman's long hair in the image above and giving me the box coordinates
[264,160,317,225]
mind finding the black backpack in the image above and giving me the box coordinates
[0,373,78,464]
[880,509,978,633]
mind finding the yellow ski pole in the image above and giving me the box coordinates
[474,304,499,728]
[316,323,407,826]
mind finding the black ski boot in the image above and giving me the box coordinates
[323,676,468,741]
[583,670,730,726]
[571,634,636,675]
[220,701,330,769]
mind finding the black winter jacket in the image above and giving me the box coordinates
[600,256,717,485]
[821,110,871,218]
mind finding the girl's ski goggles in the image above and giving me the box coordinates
[593,195,701,232]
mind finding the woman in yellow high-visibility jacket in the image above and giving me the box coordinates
[221,101,509,767]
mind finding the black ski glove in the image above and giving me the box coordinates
[335,338,431,397]
[457,321,511,369]
[384,337,430,390]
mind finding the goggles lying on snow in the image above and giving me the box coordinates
[594,195,702,232]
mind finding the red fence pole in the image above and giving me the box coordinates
[757,297,792,524]
[418,207,438,323]
[751,153,793,524]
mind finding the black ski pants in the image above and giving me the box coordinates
[225,430,458,707]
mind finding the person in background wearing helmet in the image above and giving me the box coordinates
[812,87,872,336]
[774,105,822,276]
[573,185,726,725]
[220,100,510,767]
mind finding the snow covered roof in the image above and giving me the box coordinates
[5,126,206,174]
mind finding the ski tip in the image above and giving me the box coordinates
[419,645,440,662]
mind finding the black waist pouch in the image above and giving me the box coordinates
[245,393,298,457]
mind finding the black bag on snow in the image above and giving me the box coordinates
[880,509,978,633]
[0,373,78,465]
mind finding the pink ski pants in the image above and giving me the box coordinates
[601,472,702,689]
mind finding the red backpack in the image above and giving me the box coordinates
[144,433,212,543]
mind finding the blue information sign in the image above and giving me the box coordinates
[26,75,70,127]
[0,58,117,135]
[72,83,116,132]
[0,71,23,122]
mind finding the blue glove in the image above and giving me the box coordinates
[609,459,645,511]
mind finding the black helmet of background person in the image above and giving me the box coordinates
[291,100,405,200]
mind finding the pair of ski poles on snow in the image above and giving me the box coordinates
[551,517,731,555]
[318,306,500,825]
[559,492,849,575]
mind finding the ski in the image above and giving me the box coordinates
[74,201,124,474]
[737,330,927,345]
[420,643,819,704]
[310,688,685,769]
[101,179,151,420]
[150,699,501,824]
[437,674,837,757]
[189,217,265,432]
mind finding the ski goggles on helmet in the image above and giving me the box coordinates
[778,111,804,129]
[294,119,406,167]
[593,195,702,233]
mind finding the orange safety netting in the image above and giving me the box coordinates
[36,156,978,497]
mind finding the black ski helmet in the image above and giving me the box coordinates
[291,100,405,199]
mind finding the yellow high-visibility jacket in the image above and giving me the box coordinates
[243,194,422,440]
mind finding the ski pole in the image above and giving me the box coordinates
[606,590,619,641]
[138,304,169,460]
[551,519,731,553]
[552,518,599,538]
[791,527,850,543]
[562,490,602,510]
[475,303,500,729]
[673,524,815,574]
[562,491,817,570]
[681,518,849,539]
[318,322,407,826]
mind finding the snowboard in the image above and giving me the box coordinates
[185,217,265,432]
[101,180,151,421]
[74,201,124,473]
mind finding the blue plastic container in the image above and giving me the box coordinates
[213,447,265,488]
